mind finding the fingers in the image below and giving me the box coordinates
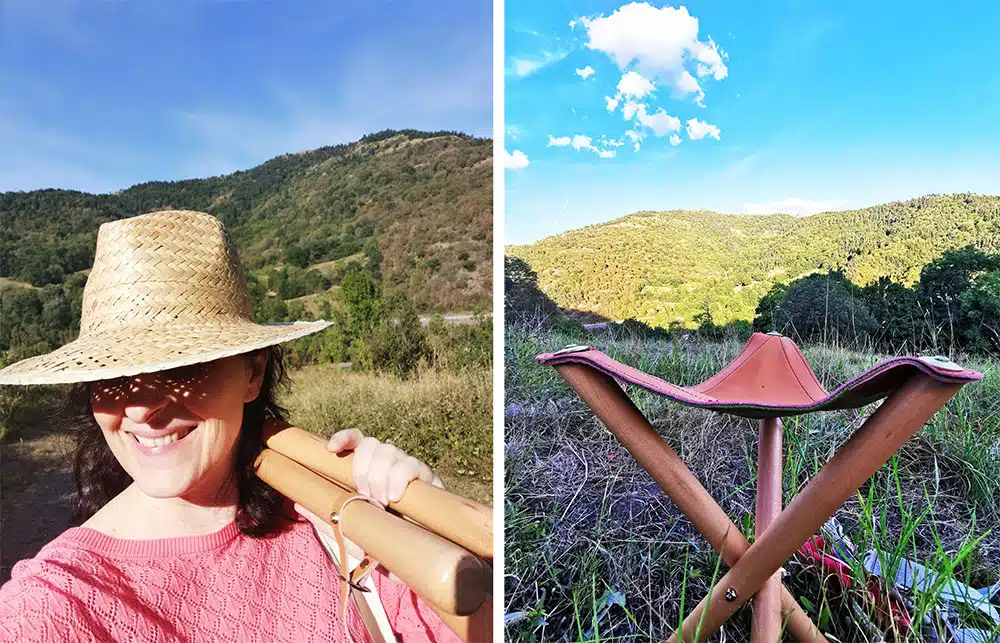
[327,428,363,454]
[365,441,403,506]
[332,428,445,504]
[350,436,379,498]
[386,456,430,503]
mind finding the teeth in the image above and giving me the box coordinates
[133,427,191,448]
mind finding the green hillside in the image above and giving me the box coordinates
[507,194,1000,328]
[0,129,492,312]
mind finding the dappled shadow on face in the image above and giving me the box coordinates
[89,362,217,426]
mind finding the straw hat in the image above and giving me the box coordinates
[0,210,333,386]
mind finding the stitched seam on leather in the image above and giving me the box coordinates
[787,338,826,393]
[697,335,769,395]
[592,355,709,401]
[779,339,822,402]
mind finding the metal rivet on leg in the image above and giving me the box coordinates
[724,587,737,602]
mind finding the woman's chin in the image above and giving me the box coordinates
[134,475,198,499]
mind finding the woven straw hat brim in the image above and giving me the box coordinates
[0,320,332,386]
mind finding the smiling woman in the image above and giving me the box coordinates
[0,210,461,643]
[70,350,286,538]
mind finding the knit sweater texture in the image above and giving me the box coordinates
[0,518,460,642]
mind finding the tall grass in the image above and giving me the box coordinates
[505,320,1000,642]
[282,363,492,504]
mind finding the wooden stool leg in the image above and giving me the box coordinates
[555,365,827,643]
[667,374,964,643]
[752,418,783,643]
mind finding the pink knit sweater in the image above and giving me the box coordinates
[0,518,460,642]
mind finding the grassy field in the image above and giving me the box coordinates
[505,321,1000,642]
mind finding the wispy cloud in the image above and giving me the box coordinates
[507,49,570,78]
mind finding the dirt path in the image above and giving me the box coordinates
[0,420,74,583]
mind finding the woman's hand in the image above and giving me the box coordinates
[326,427,445,505]
[294,428,445,574]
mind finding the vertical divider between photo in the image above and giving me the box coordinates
[491,0,506,640]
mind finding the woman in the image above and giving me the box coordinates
[0,210,459,642]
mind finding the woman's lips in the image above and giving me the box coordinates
[128,425,197,455]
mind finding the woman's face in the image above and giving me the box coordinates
[89,352,268,502]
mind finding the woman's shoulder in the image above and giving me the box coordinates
[0,529,113,641]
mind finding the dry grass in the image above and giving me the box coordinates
[281,363,492,504]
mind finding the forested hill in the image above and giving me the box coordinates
[0,129,492,312]
[506,194,1000,328]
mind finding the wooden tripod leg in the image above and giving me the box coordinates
[667,374,964,643]
[752,418,783,643]
[555,365,826,643]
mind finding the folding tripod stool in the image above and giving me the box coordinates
[537,332,982,643]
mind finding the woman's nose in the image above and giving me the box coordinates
[121,376,171,425]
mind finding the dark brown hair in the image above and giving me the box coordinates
[66,345,292,537]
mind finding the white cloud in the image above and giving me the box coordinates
[606,72,654,114]
[622,100,642,120]
[637,106,681,136]
[580,2,727,105]
[505,149,530,169]
[694,37,727,80]
[669,134,681,146]
[616,71,654,99]
[625,128,643,151]
[744,198,842,216]
[576,65,596,80]
[547,133,617,160]
[507,50,569,78]
[686,117,721,140]
[676,70,706,106]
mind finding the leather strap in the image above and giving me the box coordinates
[331,494,387,643]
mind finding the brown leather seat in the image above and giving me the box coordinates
[537,332,982,419]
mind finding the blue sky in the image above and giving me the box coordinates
[0,0,491,193]
[505,0,1000,245]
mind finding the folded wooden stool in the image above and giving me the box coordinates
[537,332,982,643]
[254,419,494,642]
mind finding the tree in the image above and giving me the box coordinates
[959,269,1000,352]
[769,272,877,345]
[361,294,429,377]
[363,238,382,279]
[285,245,310,269]
[504,256,558,324]
[915,246,1000,351]
[753,283,789,333]
[861,277,920,352]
